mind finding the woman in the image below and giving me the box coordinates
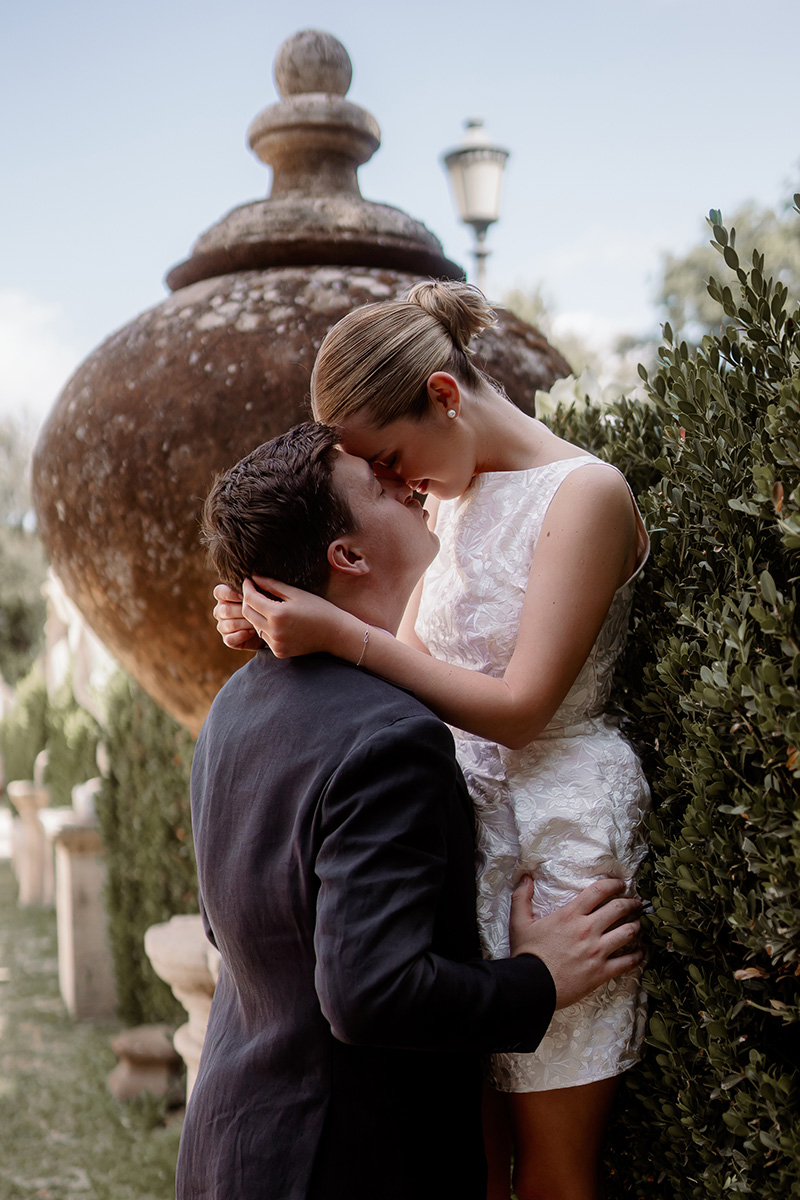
[214,281,650,1200]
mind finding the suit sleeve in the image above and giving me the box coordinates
[314,714,556,1054]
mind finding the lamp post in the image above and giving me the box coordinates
[442,118,509,293]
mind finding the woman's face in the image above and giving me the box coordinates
[338,411,474,501]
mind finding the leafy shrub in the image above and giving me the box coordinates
[0,525,48,688]
[44,680,102,807]
[94,672,198,1026]
[0,663,48,787]
[1,658,198,1026]
[0,664,101,806]
[545,203,800,1197]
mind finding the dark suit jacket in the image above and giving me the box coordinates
[176,651,555,1200]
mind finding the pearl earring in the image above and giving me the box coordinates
[447,409,457,419]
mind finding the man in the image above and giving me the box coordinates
[176,422,641,1200]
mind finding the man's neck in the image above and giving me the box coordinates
[324,582,407,637]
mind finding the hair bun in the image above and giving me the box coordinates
[406,280,496,354]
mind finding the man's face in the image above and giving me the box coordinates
[331,451,439,595]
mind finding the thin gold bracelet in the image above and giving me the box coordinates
[355,627,370,668]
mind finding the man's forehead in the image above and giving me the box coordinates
[331,449,378,503]
[333,447,373,480]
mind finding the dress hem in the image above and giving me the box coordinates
[487,1055,642,1095]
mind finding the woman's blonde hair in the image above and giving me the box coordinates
[310,280,497,428]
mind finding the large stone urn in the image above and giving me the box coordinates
[32,30,569,734]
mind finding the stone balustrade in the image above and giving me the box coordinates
[6,781,52,906]
[144,914,216,1102]
[107,1024,183,1103]
[50,820,117,1019]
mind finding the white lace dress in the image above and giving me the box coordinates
[415,456,650,1092]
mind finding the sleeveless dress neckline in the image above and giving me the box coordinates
[463,455,650,591]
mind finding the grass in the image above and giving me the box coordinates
[0,858,183,1200]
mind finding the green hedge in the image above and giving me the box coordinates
[0,663,48,787]
[546,206,799,1197]
[94,672,198,1026]
[45,679,102,807]
[0,664,100,807]
[0,525,48,687]
[0,658,198,1025]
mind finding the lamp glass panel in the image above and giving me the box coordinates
[459,152,506,223]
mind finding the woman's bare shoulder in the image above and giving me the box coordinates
[548,459,634,513]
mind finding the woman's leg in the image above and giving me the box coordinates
[482,1082,513,1200]
[508,1076,619,1200]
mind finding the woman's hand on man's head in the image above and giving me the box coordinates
[213,584,264,652]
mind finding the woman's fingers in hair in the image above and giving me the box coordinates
[246,576,296,603]
[213,583,243,603]
[214,603,246,623]
[241,578,284,631]
[224,628,263,651]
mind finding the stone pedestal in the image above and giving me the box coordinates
[38,778,103,916]
[51,822,117,1019]
[71,777,102,822]
[10,814,22,875]
[107,1023,183,1103]
[38,806,77,909]
[6,781,51,906]
[144,915,216,1102]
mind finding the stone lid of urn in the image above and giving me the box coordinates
[167,30,462,290]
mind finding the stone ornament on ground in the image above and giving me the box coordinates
[143,914,217,1103]
[107,1023,184,1104]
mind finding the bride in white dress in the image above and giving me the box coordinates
[214,282,650,1200]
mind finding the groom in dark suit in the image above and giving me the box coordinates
[176,423,642,1200]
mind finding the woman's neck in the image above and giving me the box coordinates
[470,392,549,475]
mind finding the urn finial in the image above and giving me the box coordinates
[273,29,352,97]
[247,29,379,200]
[165,29,461,290]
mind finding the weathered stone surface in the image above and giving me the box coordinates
[51,818,117,1019]
[6,781,51,907]
[165,196,459,289]
[274,29,352,97]
[108,1023,183,1103]
[111,1022,178,1061]
[31,30,570,734]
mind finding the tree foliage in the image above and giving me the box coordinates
[0,664,48,786]
[0,662,100,804]
[544,202,800,1197]
[503,282,601,375]
[0,416,47,686]
[0,526,47,687]
[658,190,800,343]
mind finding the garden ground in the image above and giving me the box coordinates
[0,819,183,1200]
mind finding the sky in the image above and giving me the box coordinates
[2,0,798,430]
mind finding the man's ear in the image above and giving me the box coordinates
[327,538,370,579]
[426,372,461,419]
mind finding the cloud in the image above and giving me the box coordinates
[0,291,83,429]
[550,309,631,352]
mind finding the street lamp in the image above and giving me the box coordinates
[442,118,509,293]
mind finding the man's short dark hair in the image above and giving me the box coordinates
[201,422,357,594]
